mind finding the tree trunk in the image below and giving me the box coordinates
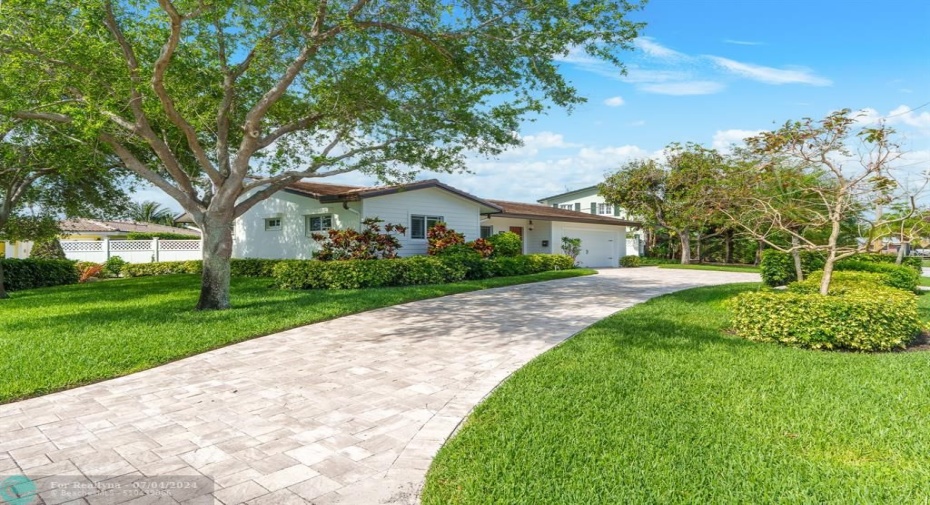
[724,230,733,264]
[0,261,7,299]
[896,234,907,265]
[695,231,703,263]
[791,235,804,282]
[755,240,763,265]
[819,217,843,296]
[197,215,234,310]
[679,231,691,264]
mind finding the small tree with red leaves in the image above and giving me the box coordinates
[312,217,406,260]
[427,222,465,255]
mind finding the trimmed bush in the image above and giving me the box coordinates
[29,238,67,260]
[437,246,495,280]
[759,250,825,287]
[0,258,79,291]
[273,254,575,290]
[120,258,282,278]
[833,261,919,292]
[487,232,522,257]
[121,260,202,277]
[230,258,283,278]
[103,256,127,277]
[729,286,920,351]
[840,253,922,274]
[620,256,641,268]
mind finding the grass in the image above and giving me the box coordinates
[657,263,760,273]
[0,269,594,403]
[920,276,930,287]
[423,284,930,504]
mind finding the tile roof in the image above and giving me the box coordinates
[60,218,201,236]
[488,200,640,227]
[286,179,502,211]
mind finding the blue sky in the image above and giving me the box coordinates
[139,0,930,211]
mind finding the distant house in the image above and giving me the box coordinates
[3,219,200,260]
[233,179,639,268]
[536,186,644,256]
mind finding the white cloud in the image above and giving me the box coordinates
[604,96,625,107]
[639,81,726,96]
[634,37,686,59]
[724,39,763,46]
[888,105,930,130]
[712,129,763,151]
[629,120,646,127]
[707,56,832,86]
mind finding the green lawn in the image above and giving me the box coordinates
[0,269,594,403]
[423,284,930,504]
[657,263,760,273]
[921,276,930,287]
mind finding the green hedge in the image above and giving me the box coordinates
[120,258,282,278]
[620,256,641,267]
[729,285,920,351]
[833,261,919,292]
[842,253,922,273]
[0,258,79,292]
[759,250,825,287]
[788,271,907,295]
[273,254,576,290]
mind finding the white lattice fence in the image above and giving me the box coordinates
[60,239,202,263]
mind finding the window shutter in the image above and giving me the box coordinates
[590,202,597,214]
[574,203,581,212]
[614,205,620,216]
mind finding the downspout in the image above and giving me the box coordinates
[343,201,362,231]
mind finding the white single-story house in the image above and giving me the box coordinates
[537,185,644,256]
[233,179,640,268]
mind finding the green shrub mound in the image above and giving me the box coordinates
[0,258,79,291]
[759,250,825,286]
[487,232,522,257]
[843,252,922,273]
[619,256,641,267]
[121,258,281,278]
[729,284,920,351]
[273,254,575,290]
[833,261,919,292]
[788,271,907,295]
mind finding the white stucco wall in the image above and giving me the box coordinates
[233,190,362,259]
[484,217,553,254]
[362,187,482,257]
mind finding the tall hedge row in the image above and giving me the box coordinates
[0,259,79,292]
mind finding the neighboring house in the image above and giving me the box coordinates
[537,185,644,256]
[234,179,639,268]
[3,218,201,261]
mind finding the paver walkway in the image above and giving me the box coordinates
[0,268,759,504]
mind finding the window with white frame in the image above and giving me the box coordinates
[305,214,333,235]
[559,204,573,210]
[264,218,282,231]
[480,225,493,239]
[410,215,443,239]
[598,203,614,215]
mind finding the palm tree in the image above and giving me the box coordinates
[127,201,175,226]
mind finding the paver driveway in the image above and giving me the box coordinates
[0,267,759,504]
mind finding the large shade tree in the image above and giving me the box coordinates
[600,143,724,264]
[2,0,646,309]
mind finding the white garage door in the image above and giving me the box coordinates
[564,228,617,267]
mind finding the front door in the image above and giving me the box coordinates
[509,226,525,254]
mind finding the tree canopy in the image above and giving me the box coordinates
[1,0,646,309]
